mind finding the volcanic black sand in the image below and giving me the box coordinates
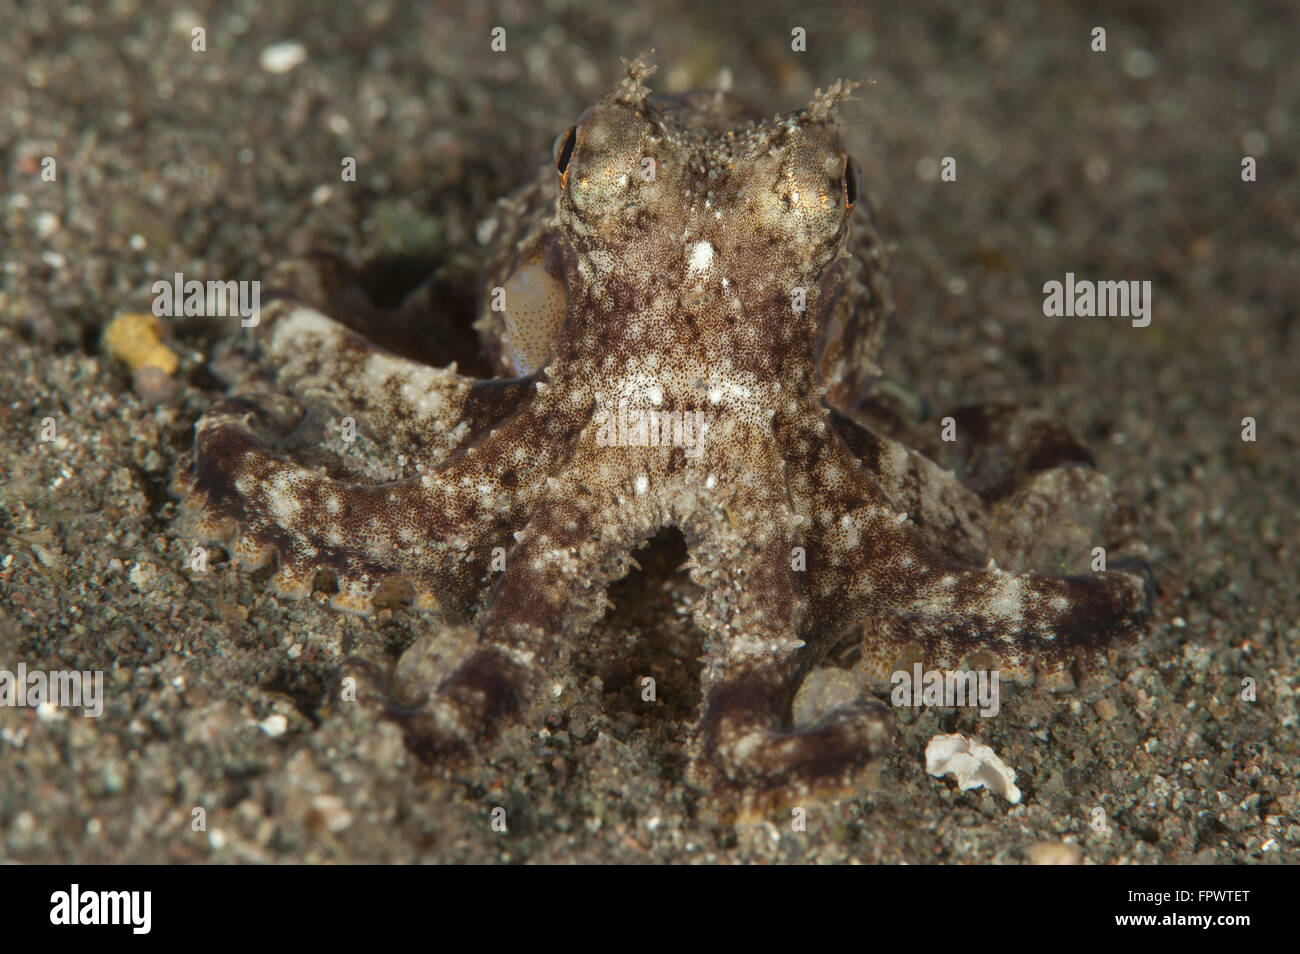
[1,1,1296,863]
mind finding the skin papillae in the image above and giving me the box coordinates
[176,53,1151,798]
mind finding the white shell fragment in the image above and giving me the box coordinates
[257,714,289,738]
[259,41,308,74]
[925,733,1022,804]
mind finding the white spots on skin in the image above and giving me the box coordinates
[266,472,304,525]
[838,512,862,549]
[985,575,1027,624]
[687,240,715,274]
[634,474,649,495]
[584,247,616,278]
[267,492,301,527]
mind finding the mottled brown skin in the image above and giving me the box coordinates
[178,55,1150,797]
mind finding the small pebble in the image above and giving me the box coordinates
[258,714,288,738]
[35,211,60,239]
[260,41,307,74]
[132,365,178,406]
[309,795,353,833]
[1028,841,1082,865]
[105,312,179,375]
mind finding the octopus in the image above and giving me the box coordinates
[176,54,1152,798]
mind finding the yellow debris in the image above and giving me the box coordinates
[103,312,179,375]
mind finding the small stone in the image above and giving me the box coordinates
[1028,841,1081,865]
[102,762,126,794]
[35,211,60,239]
[1094,698,1119,721]
[104,312,179,375]
[132,365,178,406]
[309,794,353,833]
[258,713,288,738]
[141,448,165,472]
[260,41,307,74]
[128,562,155,590]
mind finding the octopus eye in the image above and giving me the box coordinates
[554,125,578,180]
[844,155,861,209]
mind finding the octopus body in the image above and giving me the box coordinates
[178,55,1151,796]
